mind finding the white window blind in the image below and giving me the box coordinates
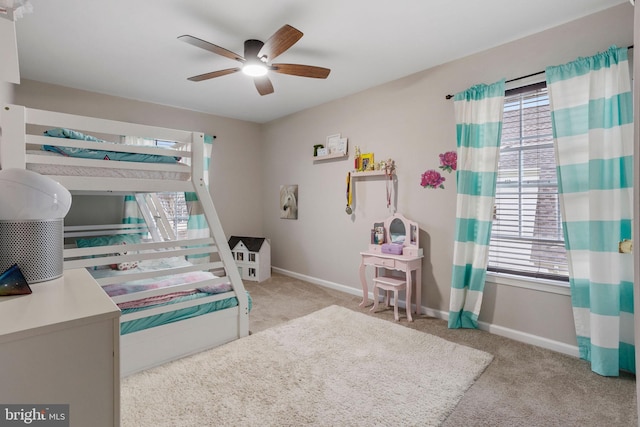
[488,82,569,282]
[152,139,190,240]
[155,192,189,239]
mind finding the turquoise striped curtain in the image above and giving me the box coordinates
[122,134,214,257]
[546,46,634,376]
[185,134,214,262]
[448,79,505,329]
[123,195,144,227]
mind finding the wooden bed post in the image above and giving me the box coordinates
[0,104,27,170]
[191,131,250,338]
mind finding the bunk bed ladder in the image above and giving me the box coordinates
[190,133,250,339]
[134,193,176,242]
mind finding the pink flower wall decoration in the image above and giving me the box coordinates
[420,169,445,189]
[439,151,457,172]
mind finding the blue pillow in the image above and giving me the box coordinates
[44,128,105,142]
[76,234,141,249]
[43,127,180,164]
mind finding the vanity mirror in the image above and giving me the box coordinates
[389,218,406,244]
[368,213,421,257]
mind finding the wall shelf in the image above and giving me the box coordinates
[351,170,392,178]
[312,152,348,163]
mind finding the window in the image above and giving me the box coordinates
[487,82,569,282]
[155,192,189,239]
[152,140,189,239]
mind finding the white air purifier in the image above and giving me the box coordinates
[0,169,71,283]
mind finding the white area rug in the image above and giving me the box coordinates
[121,305,493,426]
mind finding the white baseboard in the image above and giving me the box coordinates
[272,267,580,359]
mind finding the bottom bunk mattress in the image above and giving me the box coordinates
[118,290,252,335]
[89,257,251,335]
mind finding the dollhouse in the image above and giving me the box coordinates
[228,236,271,282]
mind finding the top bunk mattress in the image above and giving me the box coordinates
[27,150,191,181]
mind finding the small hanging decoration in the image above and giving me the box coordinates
[438,151,457,173]
[382,159,396,208]
[420,169,445,189]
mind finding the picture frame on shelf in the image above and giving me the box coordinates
[316,147,328,156]
[360,153,374,171]
[336,137,348,155]
[326,134,341,154]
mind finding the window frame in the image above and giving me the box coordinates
[152,139,190,240]
[487,80,569,290]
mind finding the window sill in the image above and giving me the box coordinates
[486,271,570,296]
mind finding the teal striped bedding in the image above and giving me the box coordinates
[120,291,252,335]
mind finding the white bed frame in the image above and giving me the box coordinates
[0,104,249,377]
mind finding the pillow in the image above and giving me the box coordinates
[44,128,105,142]
[43,128,180,163]
[76,234,141,249]
[76,234,141,271]
[197,282,233,294]
[108,242,139,271]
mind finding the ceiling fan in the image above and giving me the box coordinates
[178,24,331,96]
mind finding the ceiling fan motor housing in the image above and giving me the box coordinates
[245,39,266,61]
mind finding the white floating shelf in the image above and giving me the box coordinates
[351,170,392,178]
[312,152,348,162]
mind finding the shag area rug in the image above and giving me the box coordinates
[121,305,493,426]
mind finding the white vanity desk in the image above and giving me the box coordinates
[358,213,423,321]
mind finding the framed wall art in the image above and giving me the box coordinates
[280,185,298,219]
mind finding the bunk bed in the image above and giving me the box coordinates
[0,104,250,377]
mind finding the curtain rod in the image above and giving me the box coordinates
[444,44,634,100]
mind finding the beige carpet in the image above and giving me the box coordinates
[121,305,493,426]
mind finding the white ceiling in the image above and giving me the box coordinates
[14,0,626,123]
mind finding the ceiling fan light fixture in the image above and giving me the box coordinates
[242,63,268,77]
[180,25,330,95]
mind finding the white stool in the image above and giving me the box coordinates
[371,276,407,321]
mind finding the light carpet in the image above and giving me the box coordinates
[121,305,493,426]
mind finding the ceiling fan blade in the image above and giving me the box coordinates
[254,76,274,96]
[257,25,303,62]
[187,68,241,82]
[271,63,331,79]
[178,35,245,63]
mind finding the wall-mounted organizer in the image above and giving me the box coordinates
[345,154,397,214]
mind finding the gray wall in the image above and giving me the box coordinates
[14,80,264,239]
[261,3,635,350]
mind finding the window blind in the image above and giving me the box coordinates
[488,83,569,282]
[155,193,189,239]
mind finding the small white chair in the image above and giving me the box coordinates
[371,276,408,321]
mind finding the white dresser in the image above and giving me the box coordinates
[0,268,121,426]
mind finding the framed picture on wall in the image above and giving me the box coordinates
[280,185,298,219]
